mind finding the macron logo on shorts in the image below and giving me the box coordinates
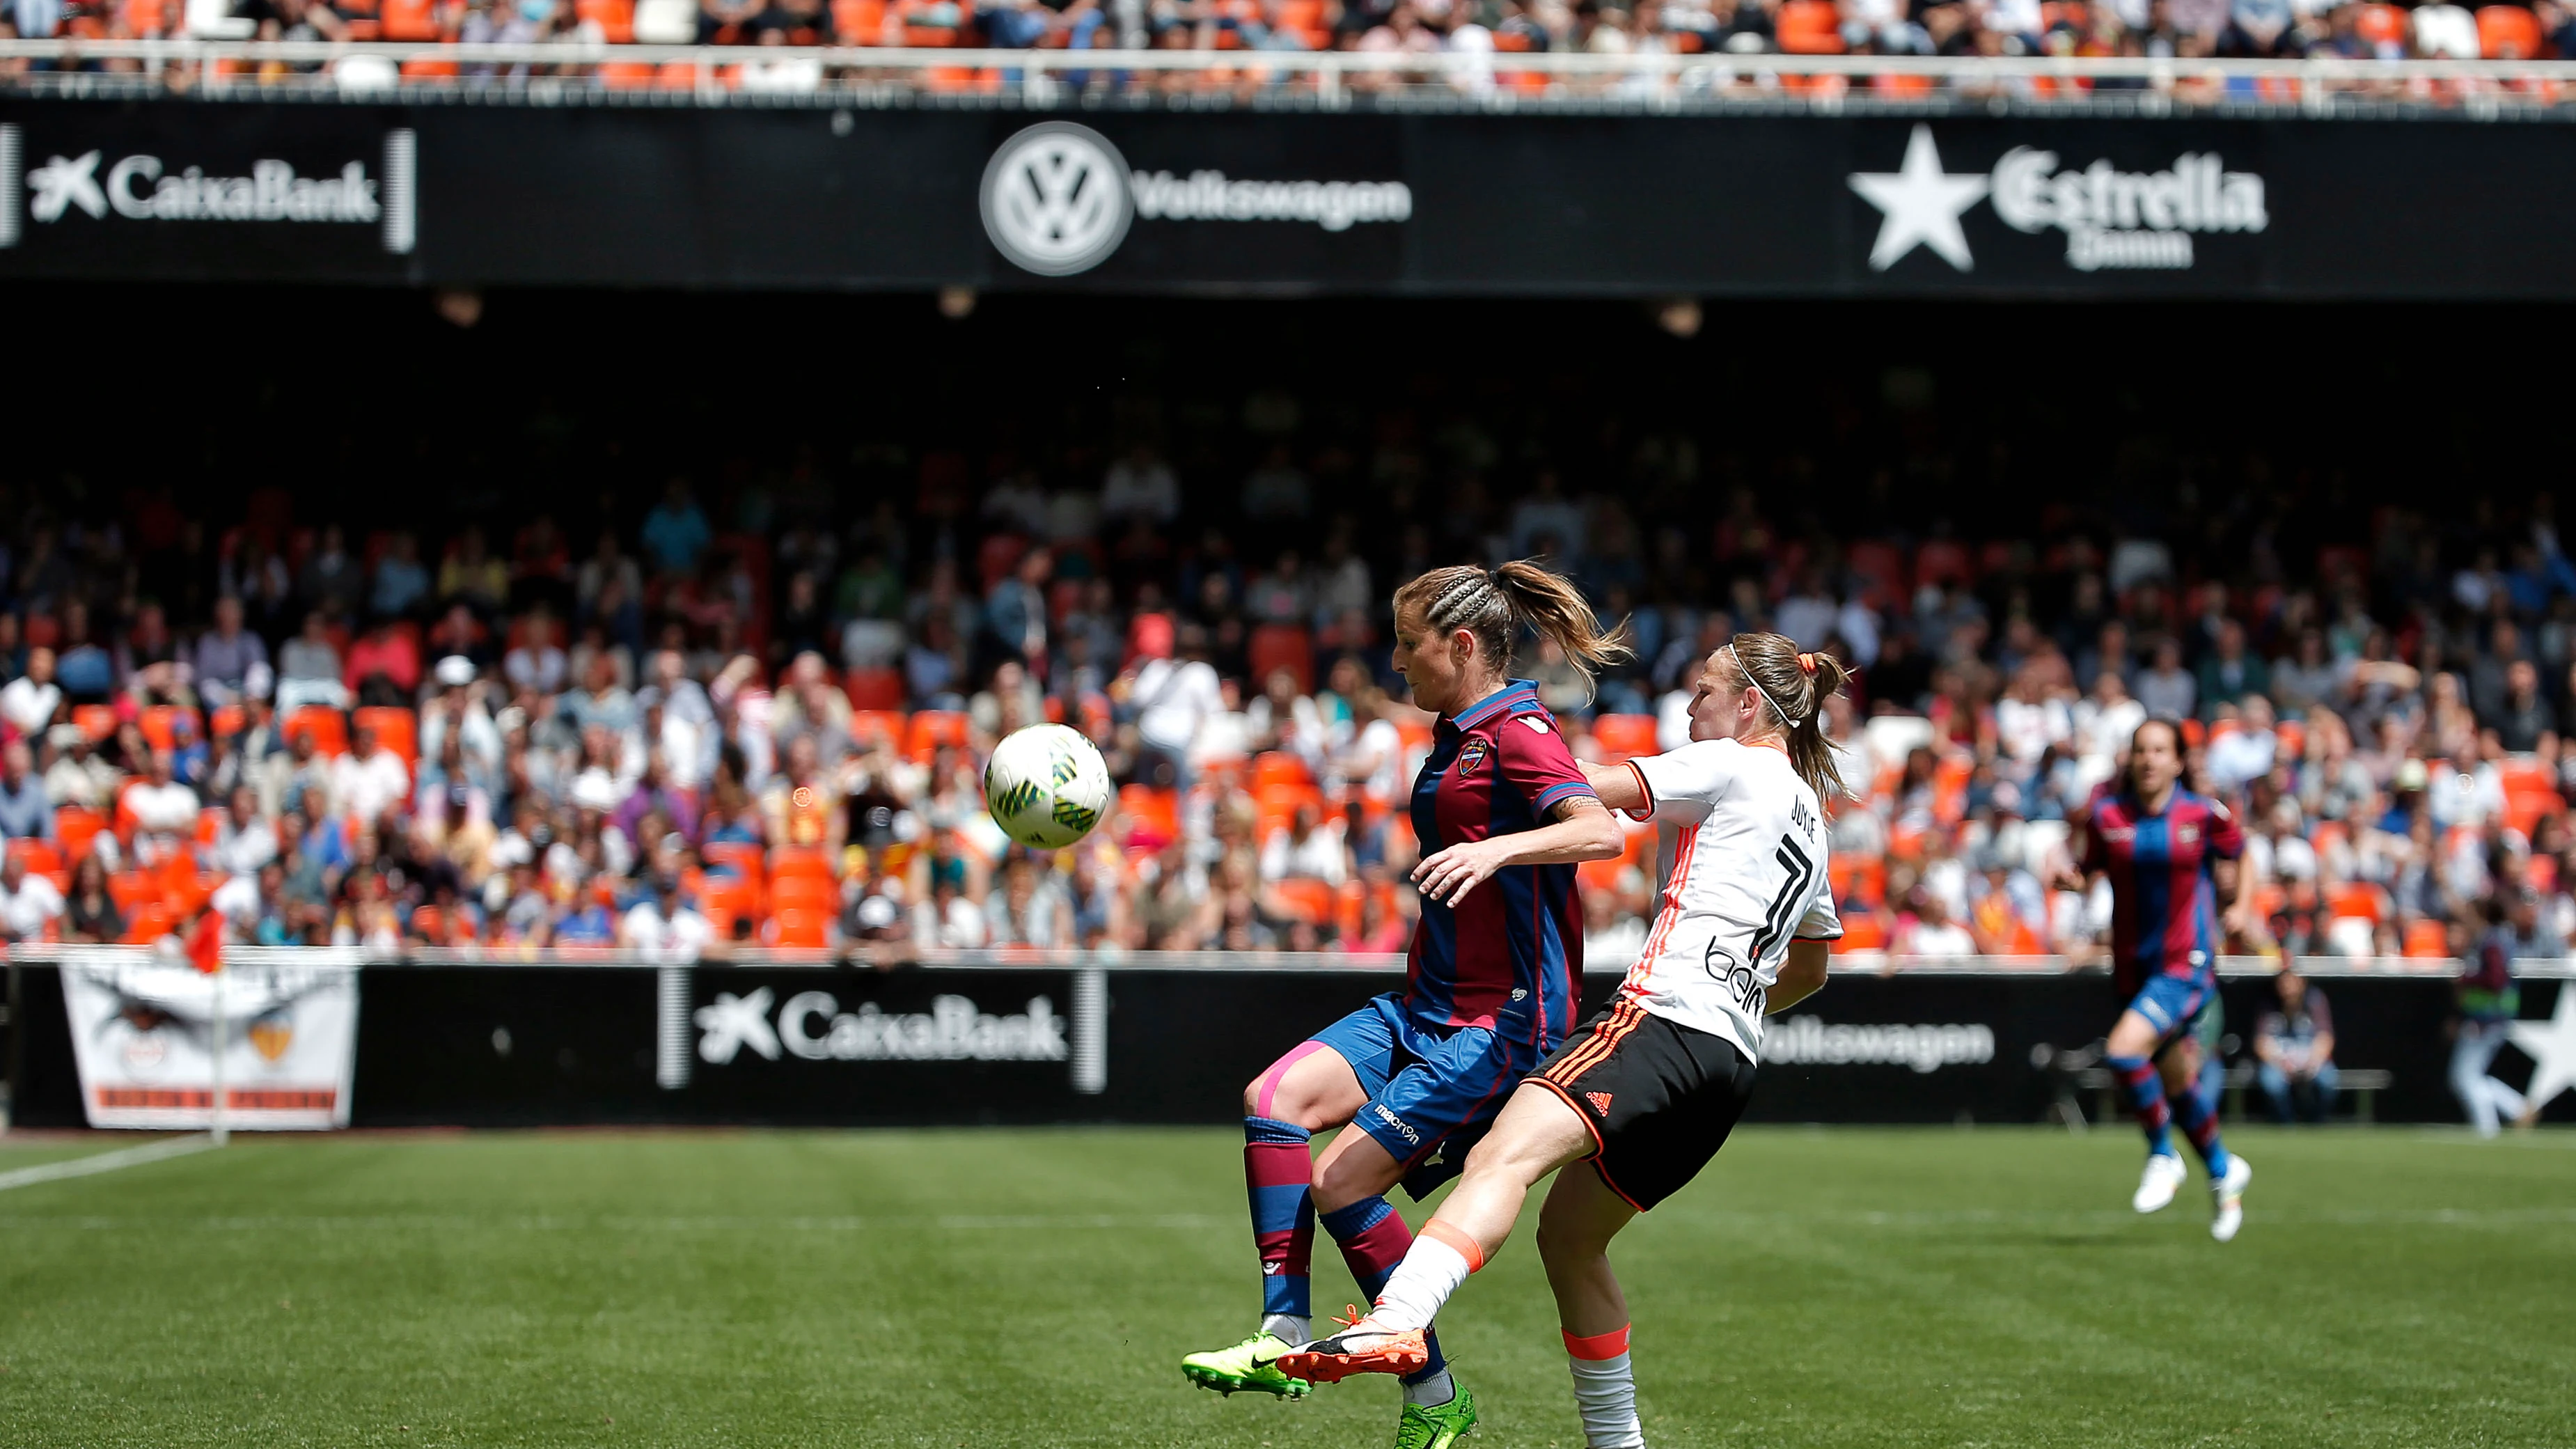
[1373,1103,1422,1146]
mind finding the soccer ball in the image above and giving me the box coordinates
[983,723,1114,850]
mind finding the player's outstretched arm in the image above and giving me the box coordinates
[1766,939,1832,1015]
[1580,760,1647,814]
[1412,797,1624,905]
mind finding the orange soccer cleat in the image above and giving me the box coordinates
[1271,1306,1430,1384]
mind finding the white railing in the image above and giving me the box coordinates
[15,942,2568,976]
[6,38,2576,109]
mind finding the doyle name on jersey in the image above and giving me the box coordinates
[1619,737,1840,1062]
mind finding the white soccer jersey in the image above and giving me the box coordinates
[1617,737,1840,1062]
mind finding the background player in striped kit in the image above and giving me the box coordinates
[1278,635,1848,1449]
[2055,716,2254,1240]
[1182,560,1626,1449]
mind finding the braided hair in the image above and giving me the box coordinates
[1395,559,1631,700]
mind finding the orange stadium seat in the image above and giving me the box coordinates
[1592,714,1659,762]
[771,847,835,882]
[1118,785,1179,845]
[74,704,117,742]
[288,705,350,756]
[704,840,767,879]
[1270,878,1336,925]
[907,710,971,762]
[2478,3,2541,55]
[356,707,419,768]
[1252,752,1312,790]
[2403,918,2452,958]
[121,902,174,945]
[1775,0,1844,52]
[769,875,837,915]
[8,838,62,875]
[769,908,831,949]
[56,807,105,865]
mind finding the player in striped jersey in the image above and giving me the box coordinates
[1182,560,1628,1449]
[2056,716,2253,1240]
[1280,635,1848,1449]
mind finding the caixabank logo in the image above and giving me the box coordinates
[1847,124,2268,276]
[0,124,417,253]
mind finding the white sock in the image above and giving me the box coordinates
[1402,1365,1456,1407]
[1569,1350,1644,1448]
[1262,1313,1310,1347]
[1369,1235,1475,1333]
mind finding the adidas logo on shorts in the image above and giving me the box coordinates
[1586,1091,1614,1114]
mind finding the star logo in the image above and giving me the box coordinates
[1847,126,1990,273]
[28,150,107,223]
[694,987,780,1065]
[2506,985,2576,1113]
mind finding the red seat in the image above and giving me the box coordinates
[1248,625,1314,696]
[846,669,906,712]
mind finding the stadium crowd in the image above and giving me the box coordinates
[0,442,2569,974]
[3,0,2570,84]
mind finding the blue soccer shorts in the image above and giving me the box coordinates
[2126,971,2216,1049]
[1309,992,1548,1196]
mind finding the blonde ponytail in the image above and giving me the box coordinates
[1394,558,1633,699]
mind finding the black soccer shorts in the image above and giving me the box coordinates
[1528,998,1757,1212]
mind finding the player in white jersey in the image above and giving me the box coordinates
[1280,634,1851,1449]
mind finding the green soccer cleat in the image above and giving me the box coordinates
[1394,1381,1478,1449]
[1181,1331,1312,1399]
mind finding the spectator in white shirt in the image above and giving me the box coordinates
[125,749,202,863]
[2206,694,2281,795]
[621,875,714,961]
[0,852,65,941]
[211,785,279,877]
[0,648,63,738]
[1259,802,1350,885]
[332,725,413,829]
[1129,627,1223,789]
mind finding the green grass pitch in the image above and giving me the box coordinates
[1,1126,2570,1448]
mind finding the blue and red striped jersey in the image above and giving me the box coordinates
[2080,783,2244,992]
[1405,680,1597,1047]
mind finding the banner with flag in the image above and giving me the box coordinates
[61,960,359,1130]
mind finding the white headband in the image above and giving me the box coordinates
[1727,642,1801,729]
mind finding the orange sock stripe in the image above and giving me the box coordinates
[1422,1218,1486,1274]
[1562,1324,1631,1361]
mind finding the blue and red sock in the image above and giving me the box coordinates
[2105,1054,2175,1158]
[1245,1117,1314,1324]
[2167,1058,2233,1178]
[1319,1196,1447,1385]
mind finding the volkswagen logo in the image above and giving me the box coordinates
[980,122,1133,277]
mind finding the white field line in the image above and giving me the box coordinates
[0,1134,220,1193]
